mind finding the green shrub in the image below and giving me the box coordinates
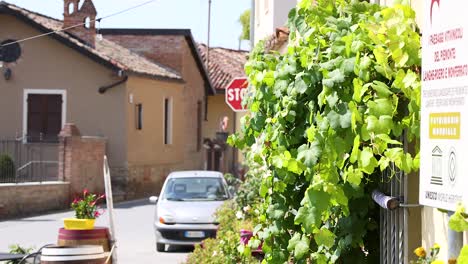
[0,154,15,182]
[7,244,34,264]
[185,201,258,264]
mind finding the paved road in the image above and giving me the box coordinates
[0,199,192,263]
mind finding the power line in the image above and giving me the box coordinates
[1,0,158,47]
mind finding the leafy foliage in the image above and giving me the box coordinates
[71,189,105,219]
[448,205,468,263]
[7,244,34,264]
[231,0,421,262]
[0,154,15,182]
[449,205,468,232]
[185,201,258,264]
[239,9,251,41]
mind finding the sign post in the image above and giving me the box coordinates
[226,77,248,112]
[420,0,468,211]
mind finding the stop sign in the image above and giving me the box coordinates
[225,77,248,112]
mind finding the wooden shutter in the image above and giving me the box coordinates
[27,94,62,142]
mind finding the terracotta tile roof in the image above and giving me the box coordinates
[0,1,182,81]
[197,44,248,91]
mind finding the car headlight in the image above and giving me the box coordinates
[159,214,175,225]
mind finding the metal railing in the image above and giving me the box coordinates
[0,137,59,183]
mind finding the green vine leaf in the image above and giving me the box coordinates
[314,227,336,249]
[232,0,421,261]
[449,205,468,232]
[458,246,468,263]
[298,142,322,168]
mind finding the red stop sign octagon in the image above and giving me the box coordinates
[225,77,248,112]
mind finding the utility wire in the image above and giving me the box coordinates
[1,0,158,47]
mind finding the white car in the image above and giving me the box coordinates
[149,171,231,252]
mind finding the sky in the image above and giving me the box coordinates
[5,0,251,50]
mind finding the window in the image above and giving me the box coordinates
[197,101,202,151]
[84,17,91,29]
[164,98,173,145]
[68,2,75,15]
[24,91,65,143]
[135,104,143,130]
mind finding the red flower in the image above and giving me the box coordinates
[94,211,101,218]
[83,189,89,196]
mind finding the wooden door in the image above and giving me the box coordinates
[27,94,62,142]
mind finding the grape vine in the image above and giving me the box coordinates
[230,0,421,262]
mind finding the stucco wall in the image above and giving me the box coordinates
[0,182,70,219]
[204,95,235,139]
[126,76,185,166]
[124,40,205,197]
[254,0,296,44]
[0,14,127,167]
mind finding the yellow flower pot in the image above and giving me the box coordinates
[63,218,95,230]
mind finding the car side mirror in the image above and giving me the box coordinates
[149,196,159,204]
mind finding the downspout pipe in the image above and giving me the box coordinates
[98,75,128,94]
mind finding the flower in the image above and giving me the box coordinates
[432,243,440,249]
[431,260,444,264]
[236,211,243,219]
[414,247,426,258]
[71,189,105,220]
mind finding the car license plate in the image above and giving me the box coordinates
[184,231,205,238]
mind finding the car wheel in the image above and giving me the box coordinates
[156,243,165,252]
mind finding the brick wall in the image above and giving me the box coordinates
[63,0,97,46]
[103,34,185,72]
[0,182,70,219]
[58,124,106,201]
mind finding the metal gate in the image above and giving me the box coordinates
[380,164,407,264]
[0,138,59,183]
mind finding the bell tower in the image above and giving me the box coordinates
[63,0,97,47]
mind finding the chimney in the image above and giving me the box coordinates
[63,0,97,47]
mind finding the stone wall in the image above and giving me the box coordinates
[0,182,70,219]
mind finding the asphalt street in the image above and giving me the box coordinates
[0,199,192,263]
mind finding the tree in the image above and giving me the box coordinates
[239,9,250,41]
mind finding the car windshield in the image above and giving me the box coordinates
[162,177,228,201]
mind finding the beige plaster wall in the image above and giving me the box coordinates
[124,42,206,197]
[0,14,127,166]
[180,40,207,162]
[125,41,205,169]
[204,94,235,139]
[125,76,184,166]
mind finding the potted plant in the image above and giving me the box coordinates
[63,189,105,230]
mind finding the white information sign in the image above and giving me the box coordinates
[420,0,468,210]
